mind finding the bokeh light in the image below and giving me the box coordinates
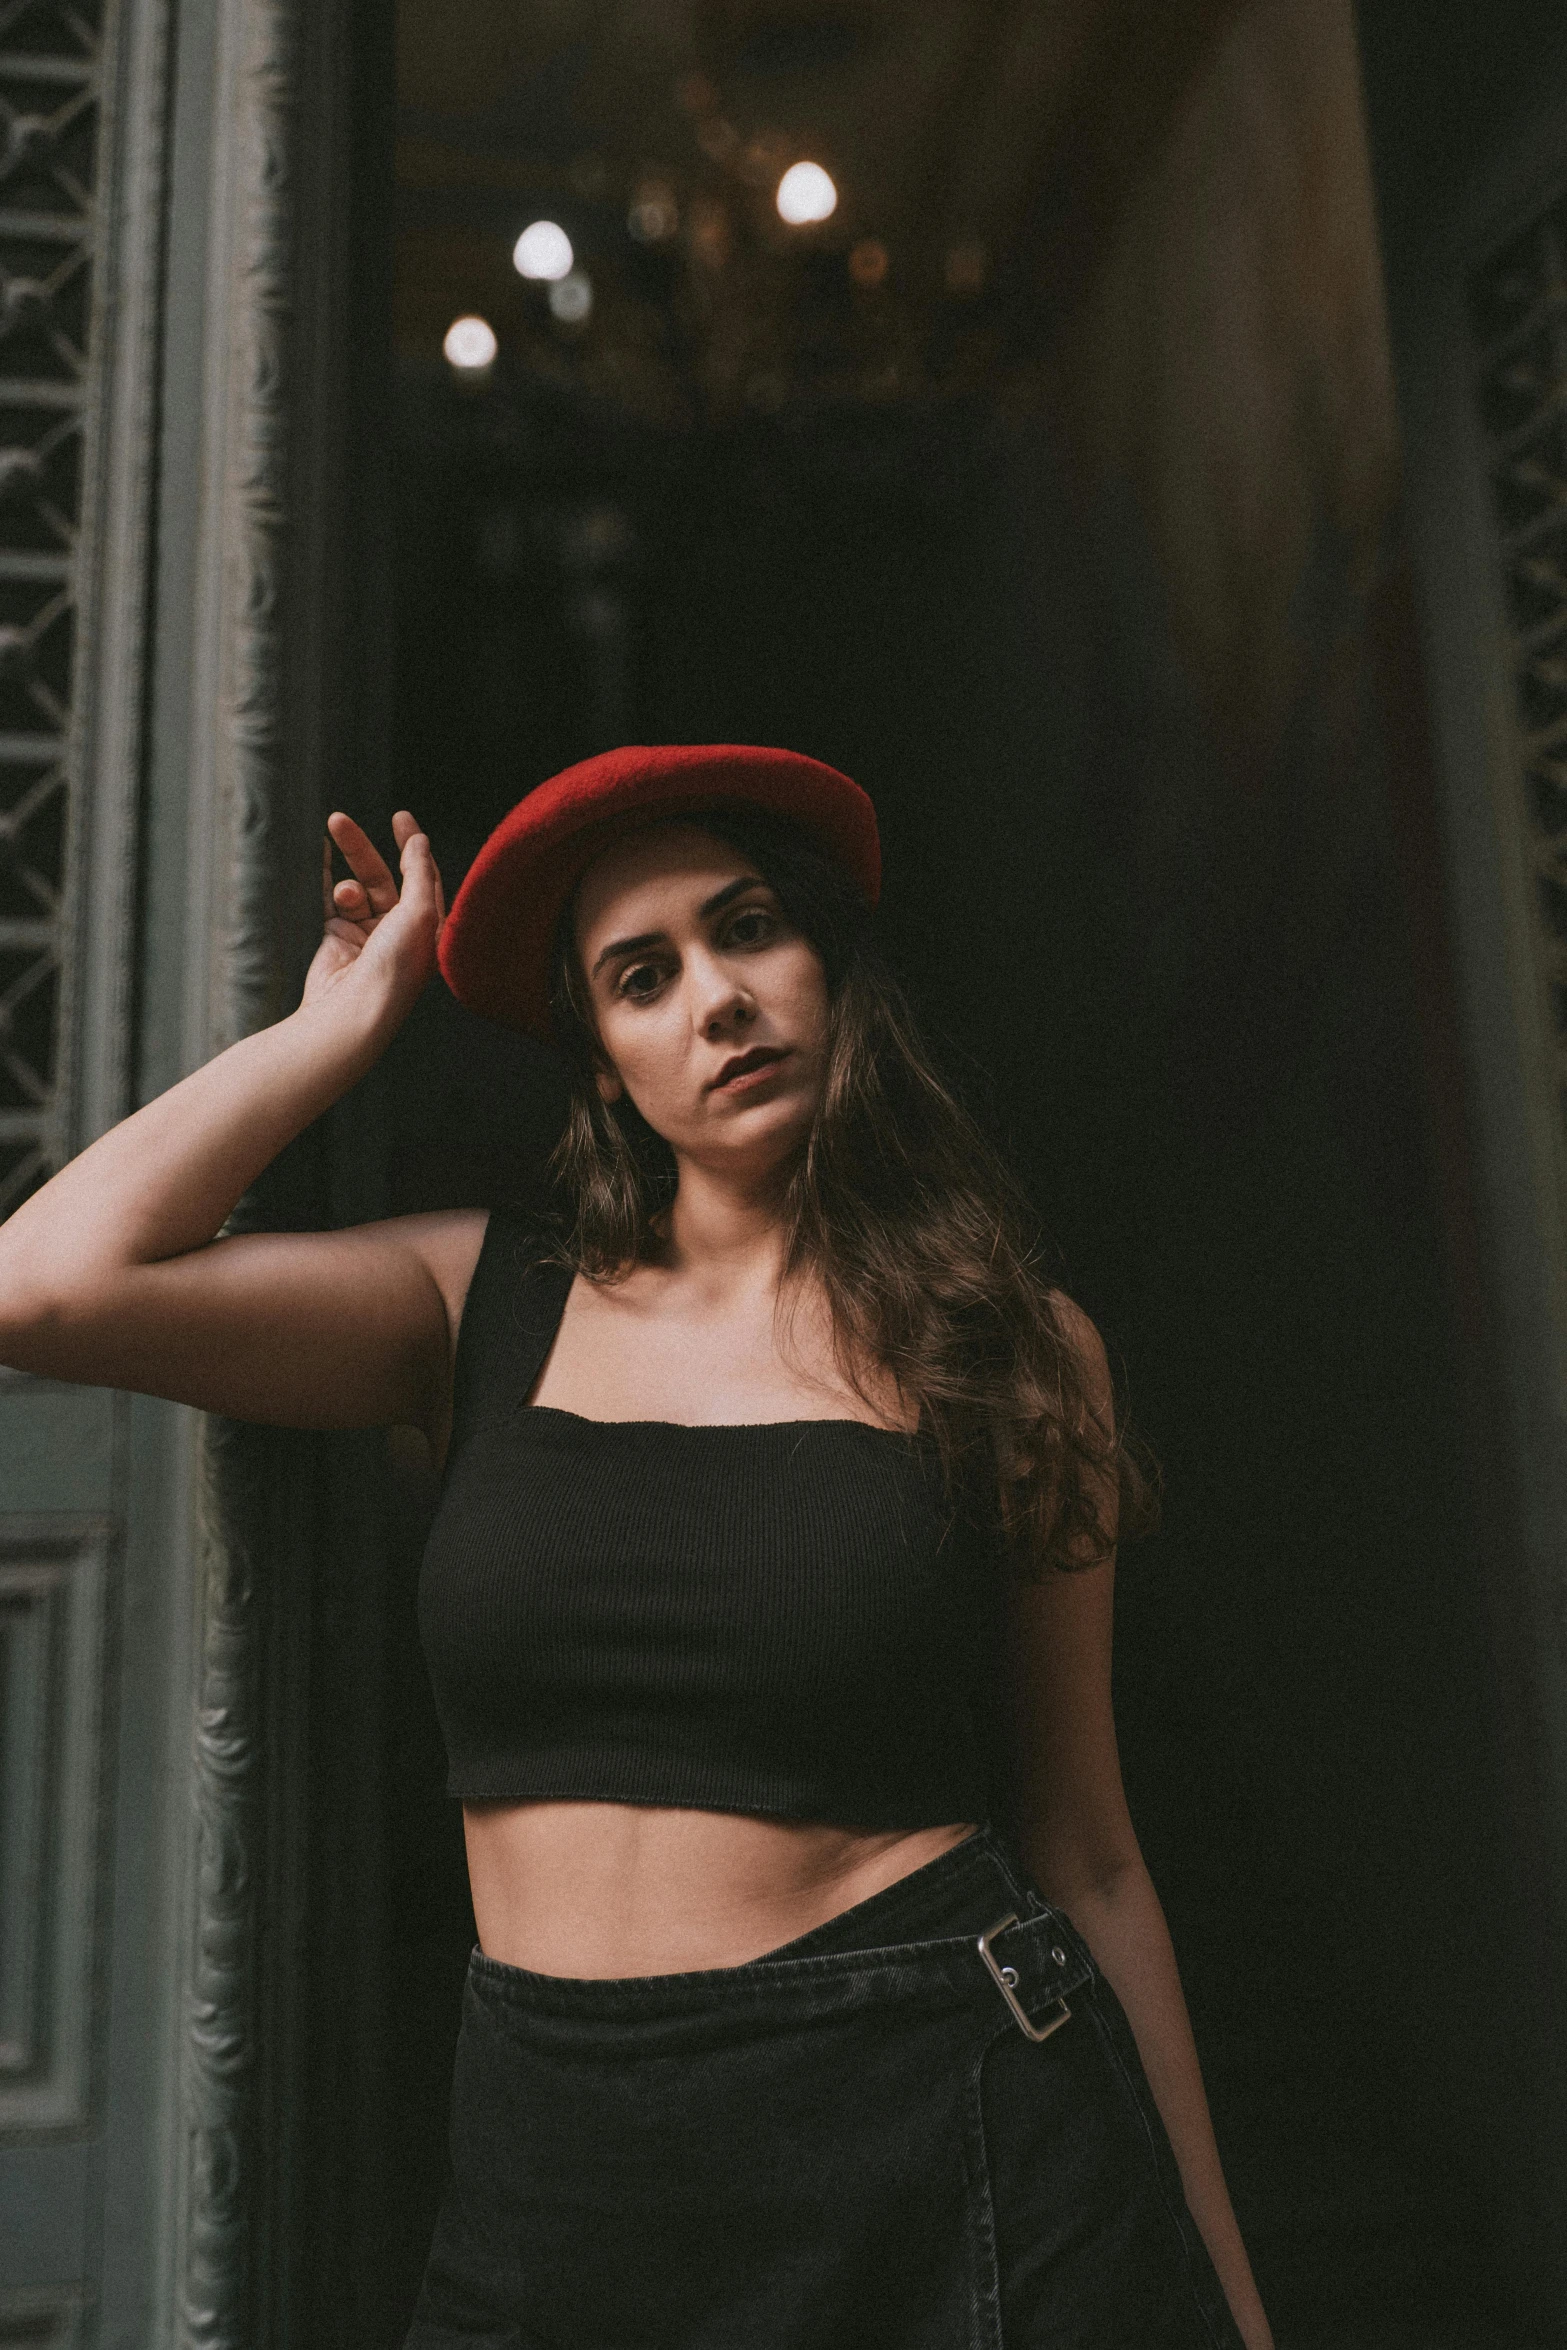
[548,271,593,324]
[848,238,889,289]
[775,161,837,226]
[629,179,679,243]
[442,314,497,371]
[513,220,574,281]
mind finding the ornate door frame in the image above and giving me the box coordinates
[0,1,385,2341]
[1360,0,1567,2314]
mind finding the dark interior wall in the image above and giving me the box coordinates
[371,410,1506,2346]
[1358,0,1567,259]
[358,3,1522,2343]
[1030,8,1530,2322]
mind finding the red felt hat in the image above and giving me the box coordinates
[437,742,881,1037]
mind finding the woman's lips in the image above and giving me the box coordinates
[709,1046,792,1093]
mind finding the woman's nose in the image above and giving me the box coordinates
[691,959,755,1036]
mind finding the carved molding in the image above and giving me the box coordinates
[180,1419,267,2349]
[1471,192,1567,1204]
[207,0,301,1055]
[177,2,305,2345]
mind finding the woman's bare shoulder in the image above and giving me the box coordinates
[389,1206,491,1332]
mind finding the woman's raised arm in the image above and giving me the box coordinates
[0,810,485,1439]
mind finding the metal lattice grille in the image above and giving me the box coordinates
[0,0,97,1219]
[1471,195,1567,1115]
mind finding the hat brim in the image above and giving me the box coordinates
[436,743,880,1038]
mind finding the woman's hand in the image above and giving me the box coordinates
[302,809,446,1022]
[0,804,474,1426]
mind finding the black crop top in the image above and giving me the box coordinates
[417,1211,998,1829]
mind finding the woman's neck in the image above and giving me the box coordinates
[658,1160,791,1299]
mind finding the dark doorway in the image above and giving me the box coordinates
[355,5,1527,2342]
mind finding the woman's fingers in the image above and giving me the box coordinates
[318,812,441,993]
[326,810,400,916]
[394,814,448,923]
[393,813,444,927]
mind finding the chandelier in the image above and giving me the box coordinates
[397,3,1050,428]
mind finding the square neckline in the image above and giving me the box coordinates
[475,1217,924,1443]
[519,1400,922,1440]
[520,1253,921,1440]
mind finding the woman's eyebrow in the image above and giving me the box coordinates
[590,928,663,979]
[698,874,767,919]
[589,876,768,979]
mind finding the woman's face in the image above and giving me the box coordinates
[572,822,830,1180]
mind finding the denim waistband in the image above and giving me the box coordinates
[465,1823,1095,2033]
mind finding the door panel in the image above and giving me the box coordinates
[0,0,172,2334]
[0,1519,111,2134]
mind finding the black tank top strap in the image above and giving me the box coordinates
[449,1208,574,1454]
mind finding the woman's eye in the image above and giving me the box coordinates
[618,961,665,1001]
[726,906,776,946]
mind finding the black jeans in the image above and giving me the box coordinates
[405,1825,1245,2349]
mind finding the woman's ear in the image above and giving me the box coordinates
[595,1063,624,1105]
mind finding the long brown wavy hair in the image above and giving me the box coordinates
[545,803,1159,1575]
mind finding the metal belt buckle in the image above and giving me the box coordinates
[977,1912,1072,2044]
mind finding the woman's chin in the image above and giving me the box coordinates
[679,1101,814,1182]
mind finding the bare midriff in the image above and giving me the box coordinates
[462,1801,979,1979]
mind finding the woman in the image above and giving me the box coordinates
[0,742,1270,2348]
